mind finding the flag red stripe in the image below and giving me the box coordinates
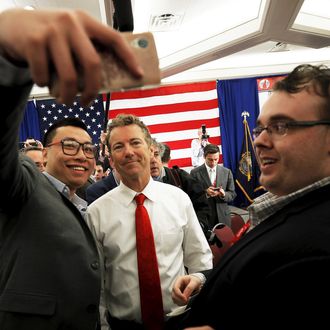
[103,81,220,168]
[169,154,223,168]
[148,118,220,134]
[106,81,216,100]
[108,99,218,118]
[164,136,222,150]
[168,158,194,168]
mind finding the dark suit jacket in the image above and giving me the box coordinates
[76,176,96,201]
[190,164,236,227]
[0,71,101,329]
[162,166,211,232]
[86,171,118,205]
[181,184,330,329]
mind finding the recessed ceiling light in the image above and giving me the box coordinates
[268,42,290,53]
[24,5,35,10]
[149,13,184,32]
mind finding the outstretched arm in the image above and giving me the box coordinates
[0,8,143,105]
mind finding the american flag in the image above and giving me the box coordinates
[105,81,222,168]
[36,95,105,145]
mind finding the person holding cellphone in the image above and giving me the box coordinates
[190,144,236,228]
[0,8,142,329]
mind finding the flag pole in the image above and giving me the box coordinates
[241,111,251,181]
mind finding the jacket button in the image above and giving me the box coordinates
[86,304,97,313]
[90,261,99,270]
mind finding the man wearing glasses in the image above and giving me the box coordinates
[42,118,97,212]
[172,64,330,330]
[0,8,142,330]
[43,120,98,205]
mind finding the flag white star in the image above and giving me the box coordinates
[36,96,105,146]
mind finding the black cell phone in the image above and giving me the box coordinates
[213,187,220,191]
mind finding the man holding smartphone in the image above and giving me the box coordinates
[190,144,236,228]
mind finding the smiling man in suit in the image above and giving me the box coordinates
[190,144,236,228]
[0,7,142,330]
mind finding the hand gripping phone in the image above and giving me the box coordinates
[50,32,160,95]
[98,31,160,91]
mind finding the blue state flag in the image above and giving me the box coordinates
[235,112,265,207]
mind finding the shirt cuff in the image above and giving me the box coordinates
[190,272,207,287]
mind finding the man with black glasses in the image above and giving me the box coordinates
[42,120,98,204]
[42,118,97,208]
[172,64,330,330]
[0,8,142,330]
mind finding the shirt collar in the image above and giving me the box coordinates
[205,164,215,172]
[248,177,330,228]
[118,177,158,206]
[151,167,166,182]
[43,171,88,212]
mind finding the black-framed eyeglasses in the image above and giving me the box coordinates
[47,138,96,159]
[252,120,330,139]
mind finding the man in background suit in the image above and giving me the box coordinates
[150,139,211,235]
[190,144,236,228]
[0,8,142,329]
[86,166,121,204]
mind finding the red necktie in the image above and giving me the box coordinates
[135,194,164,330]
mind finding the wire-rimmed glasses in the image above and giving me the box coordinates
[252,120,330,139]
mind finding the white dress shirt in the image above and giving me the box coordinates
[205,164,216,186]
[191,138,205,167]
[87,178,212,324]
[209,168,216,186]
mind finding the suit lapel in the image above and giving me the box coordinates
[215,165,221,187]
[200,165,211,186]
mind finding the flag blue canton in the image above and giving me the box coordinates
[36,95,105,145]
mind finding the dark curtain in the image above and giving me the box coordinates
[217,78,261,207]
[19,100,41,147]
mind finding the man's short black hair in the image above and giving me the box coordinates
[203,144,220,157]
[274,64,330,118]
[95,160,104,167]
[43,118,88,146]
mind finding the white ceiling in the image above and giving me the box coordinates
[1,0,329,94]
